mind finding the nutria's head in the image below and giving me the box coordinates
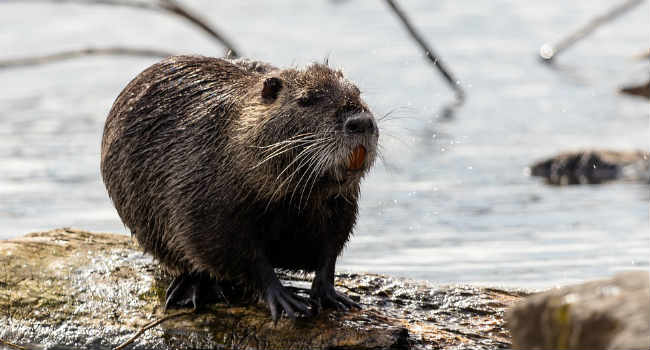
[233,63,379,204]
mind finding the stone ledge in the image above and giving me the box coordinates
[0,228,523,350]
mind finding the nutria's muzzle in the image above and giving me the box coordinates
[336,111,378,178]
[344,112,376,136]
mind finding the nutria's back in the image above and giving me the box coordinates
[101,55,378,319]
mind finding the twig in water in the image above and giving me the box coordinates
[0,47,175,69]
[0,338,28,350]
[384,0,465,104]
[112,307,196,350]
[539,0,645,62]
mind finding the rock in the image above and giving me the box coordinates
[529,150,649,185]
[507,271,650,349]
[0,228,524,350]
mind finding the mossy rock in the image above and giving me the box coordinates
[0,228,524,349]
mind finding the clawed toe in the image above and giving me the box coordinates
[265,283,311,323]
[333,290,361,310]
[311,286,361,314]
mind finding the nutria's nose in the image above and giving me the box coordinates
[344,113,376,135]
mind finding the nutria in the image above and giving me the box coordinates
[100,55,378,321]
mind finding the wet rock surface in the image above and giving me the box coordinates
[0,228,524,350]
[529,150,649,185]
[507,271,650,349]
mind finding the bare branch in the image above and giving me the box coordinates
[158,0,239,58]
[384,0,465,104]
[539,0,644,62]
[2,0,240,58]
[0,47,174,69]
[3,0,160,11]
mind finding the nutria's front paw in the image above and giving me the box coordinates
[264,282,310,322]
[310,281,361,314]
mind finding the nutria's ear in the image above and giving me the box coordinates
[262,77,283,101]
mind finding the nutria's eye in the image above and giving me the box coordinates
[262,77,283,101]
[298,93,322,107]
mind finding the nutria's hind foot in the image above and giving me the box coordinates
[264,281,312,323]
[165,272,227,311]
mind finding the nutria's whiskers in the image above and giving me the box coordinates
[275,139,332,182]
[292,141,336,209]
[263,140,325,210]
[298,141,340,209]
[254,132,317,149]
[253,135,333,170]
[274,140,333,210]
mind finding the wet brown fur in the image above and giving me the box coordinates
[101,55,378,298]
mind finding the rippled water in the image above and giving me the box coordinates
[1,0,648,289]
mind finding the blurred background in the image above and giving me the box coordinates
[0,0,648,289]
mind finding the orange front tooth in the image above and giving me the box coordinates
[348,145,366,170]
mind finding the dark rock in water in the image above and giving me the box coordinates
[507,271,650,349]
[620,80,650,99]
[0,228,524,350]
[529,150,649,185]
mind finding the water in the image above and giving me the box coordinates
[1,0,648,289]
